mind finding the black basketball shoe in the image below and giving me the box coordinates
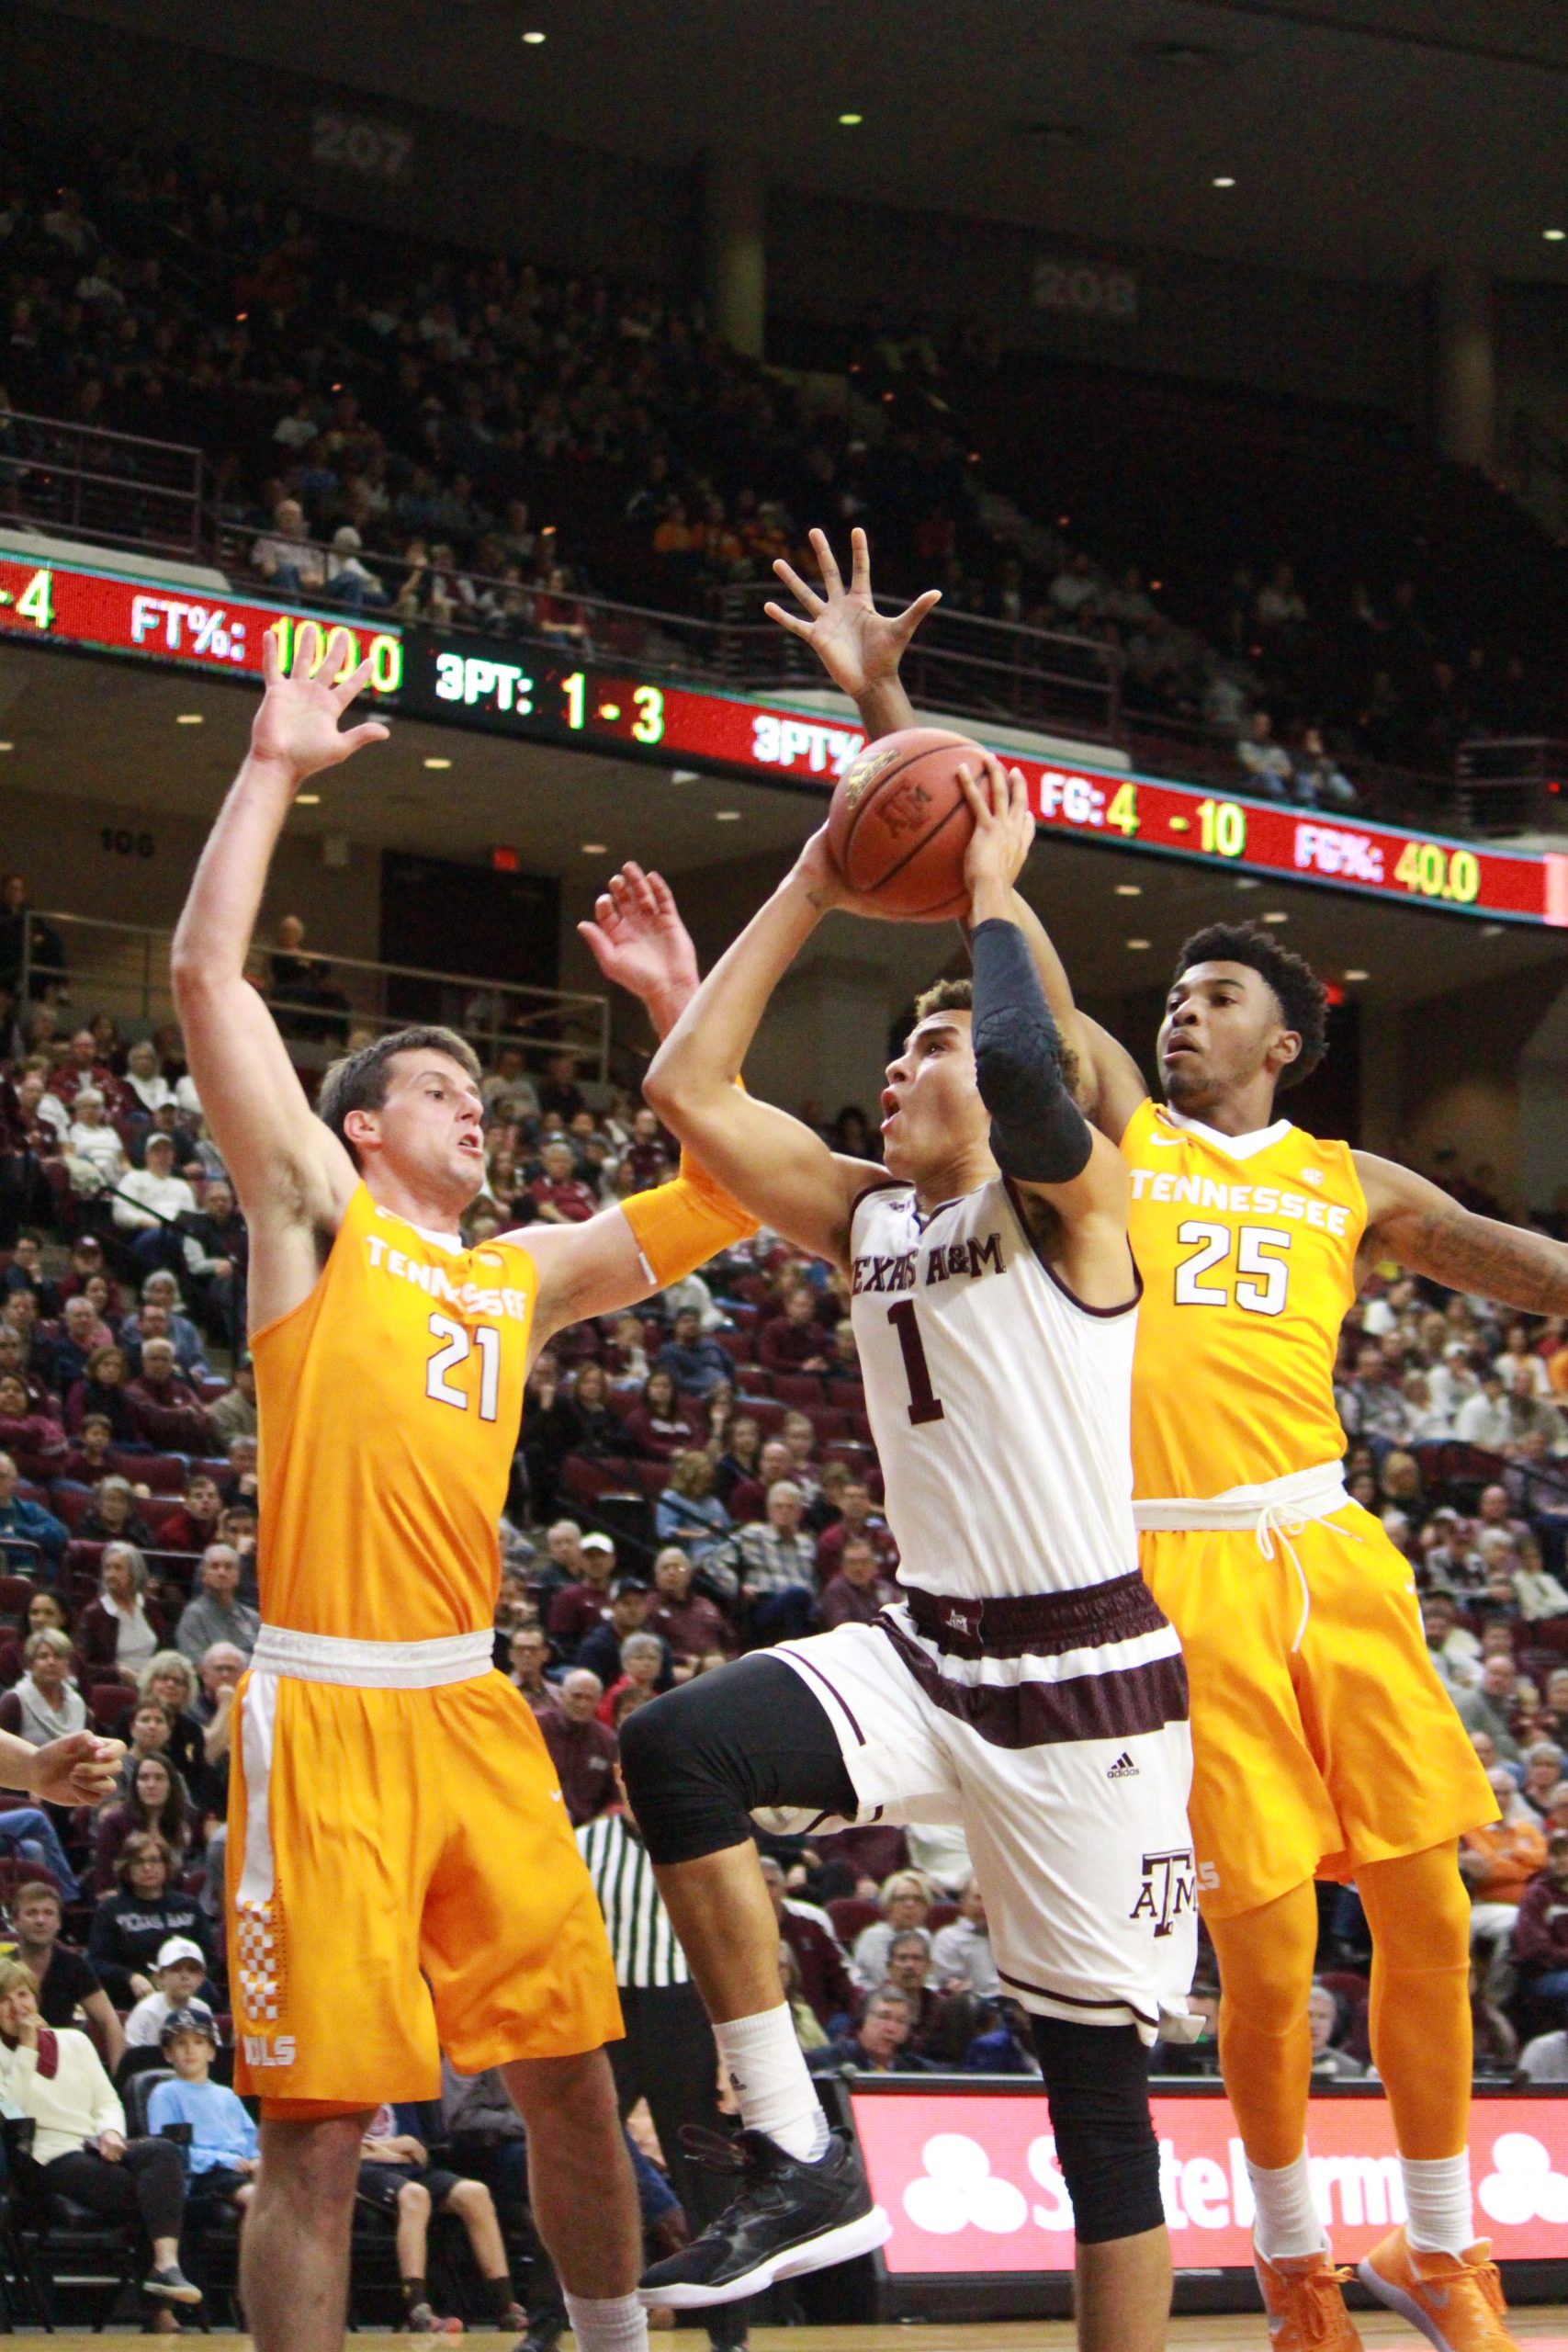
[638,2127,890,2309]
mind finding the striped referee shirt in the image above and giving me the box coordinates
[576,1809,690,1988]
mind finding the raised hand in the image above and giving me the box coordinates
[250,620,390,786]
[765,526,940,700]
[579,863,701,1038]
[958,752,1035,920]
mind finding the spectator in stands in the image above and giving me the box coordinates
[1456,1369,1512,1451]
[541,1359,624,1472]
[808,1984,933,2075]
[819,1535,898,1630]
[62,1088,126,1196]
[1422,1589,1481,1693]
[139,1654,209,1803]
[781,1409,824,1505]
[123,1336,211,1458]
[130,1271,210,1383]
[1307,1984,1364,2081]
[623,1367,691,1462]
[546,1529,616,1649]
[93,1754,192,1894]
[54,1031,130,1122]
[0,1588,75,1689]
[0,1445,66,1575]
[758,1286,835,1374]
[852,1871,934,1990]
[529,1138,598,1225]
[147,2007,260,2225]
[77,1541,163,1685]
[358,2101,525,2336]
[1462,1768,1547,1987]
[593,1627,671,1724]
[252,496,323,595]
[756,1855,855,2027]
[86,1830,208,2006]
[576,1581,663,1685]
[536,1668,616,1826]
[122,1938,213,2052]
[78,1476,154,1548]
[35,1294,103,1396]
[1235,711,1295,800]
[157,1472,223,1561]
[654,1449,734,1574]
[507,1626,557,1716]
[816,1478,897,1582]
[7,1881,124,2066]
[1509,1829,1568,2009]
[204,1353,255,1445]
[711,1411,762,1507]
[0,1957,202,2308]
[112,1133,197,1280]
[65,1342,138,1442]
[655,1306,729,1398]
[931,1876,998,1996]
[175,1544,259,1665]
[1456,1653,1526,1761]
[1522,1740,1567,1820]
[647,1545,734,1667]
[0,1627,85,1746]
[738,1478,817,1643]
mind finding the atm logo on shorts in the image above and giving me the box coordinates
[1130,1849,1197,1939]
[243,2033,298,2067]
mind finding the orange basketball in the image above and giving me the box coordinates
[827,728,982,921]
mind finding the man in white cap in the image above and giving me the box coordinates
[123,1936,214,2050]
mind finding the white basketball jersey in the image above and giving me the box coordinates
[849,1177,1140,1600]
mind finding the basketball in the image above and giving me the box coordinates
[827,727,984,921]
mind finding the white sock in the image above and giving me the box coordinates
[562,2290,648,2352]
[1402,2153,1474,2254]
[714,2005,829,2162]
[1248,2154,1329,2261]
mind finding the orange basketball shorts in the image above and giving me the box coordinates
[227,1666,622,2109]
[1139,1502,1496,1921]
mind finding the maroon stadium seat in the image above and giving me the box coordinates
[773,1374,828,1408]
[90,1683,139,1733]
[827,1897,883,1944]
[108,1450,188,1493]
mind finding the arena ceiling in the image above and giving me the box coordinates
[35,0,1568,283]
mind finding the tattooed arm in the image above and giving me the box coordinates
[1356,1153,1568,1311]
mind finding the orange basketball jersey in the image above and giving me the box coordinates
[1122,1098,1365,1498]
[251,1183,536,1643]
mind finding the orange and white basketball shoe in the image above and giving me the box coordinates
[1357,2227,1518,2349]
[1253,2246,1364,2348]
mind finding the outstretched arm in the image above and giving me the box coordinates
[171,623,386,1323]
[642,842,886,1268]
[764,526,937,741]
[768,535,1148,1142]
[1358,1156,1568,1311]
[523,866,759,1339]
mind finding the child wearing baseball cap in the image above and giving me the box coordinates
[123,1938,214,2052]
[147,2010,258,2218]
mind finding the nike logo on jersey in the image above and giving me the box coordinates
[548,1789,563,1804]
[1146,1134,1184,1148]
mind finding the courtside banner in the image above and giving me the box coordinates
[849,2085,1568,2273]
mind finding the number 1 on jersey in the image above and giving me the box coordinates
[887,1299,944,1426]
[426,1313,501,1421]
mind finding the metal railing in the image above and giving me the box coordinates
[0,409,214,561]
[17,912,612,1083]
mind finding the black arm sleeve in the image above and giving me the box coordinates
[969,918,1094,1185]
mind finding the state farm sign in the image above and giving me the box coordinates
[849,2089,1568,2273]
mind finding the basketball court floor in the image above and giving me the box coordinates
[37,2323,1568,2346]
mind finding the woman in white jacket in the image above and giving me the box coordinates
[0,1959,199,2307]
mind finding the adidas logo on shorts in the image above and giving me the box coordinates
[1106,1751,1140,1781]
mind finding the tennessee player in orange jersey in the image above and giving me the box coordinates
[772,533,1559,2352]
[171,623,758,2352]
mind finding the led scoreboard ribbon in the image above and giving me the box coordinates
[397,634,1564,929]
[0,550,401,695]
[4,546,1562,928]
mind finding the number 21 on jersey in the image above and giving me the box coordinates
[1174,1222,1292,1317]
[425,1312,501,1419]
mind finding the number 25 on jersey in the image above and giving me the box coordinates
[1174,1222,1292,1317]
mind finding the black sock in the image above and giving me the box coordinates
[401,2278,428,2310]
[483,2276,518,2319]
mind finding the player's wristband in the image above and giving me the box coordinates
[621,1151,760,1286]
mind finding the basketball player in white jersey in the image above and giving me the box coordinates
[613,768,1196,2352]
